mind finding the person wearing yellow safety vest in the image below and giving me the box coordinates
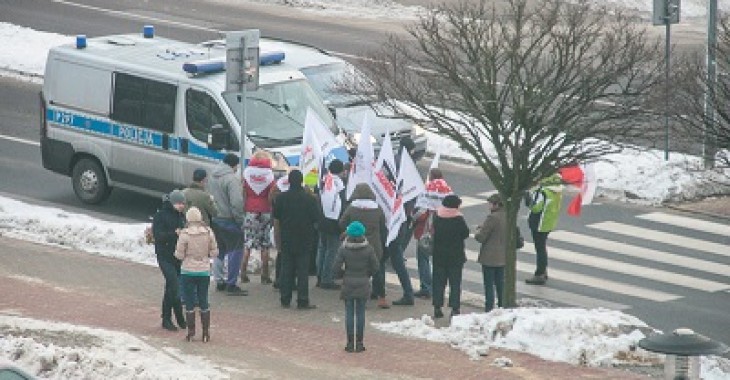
[524,174,563,285]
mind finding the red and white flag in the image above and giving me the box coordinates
[559,163,597,216]
[346,115,375,199]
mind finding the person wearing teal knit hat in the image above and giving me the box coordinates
[346,221,366,237]
[333,220,379,353]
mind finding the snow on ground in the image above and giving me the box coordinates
[373,308,730,380]
[0,22,70,82]
[0,315,229,379]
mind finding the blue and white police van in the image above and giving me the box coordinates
[41,28,346,204]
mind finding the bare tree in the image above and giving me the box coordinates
[672,16,730,170]
[347,0,663,306]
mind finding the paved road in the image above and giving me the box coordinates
[1,0,729,349]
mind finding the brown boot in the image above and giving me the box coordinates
[377,297,390,309]
[200,310,211,343]
[261,250,273,284]
[185,311,196,342]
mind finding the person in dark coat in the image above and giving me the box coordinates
[339,183,389,309]
[333,221,379,353]
[431,194,470,319]
[153,189,188,331]
[272,170,319,309]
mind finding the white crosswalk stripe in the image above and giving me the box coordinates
[551,230,730,277]
[520,242,730,292]
[589,221,729,257]
[459,196,487,209]
[636,212,730,237]
[463,249,680,302]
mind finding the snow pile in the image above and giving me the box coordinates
[0,196,155,265]
[582,0,730,19]
[0,22,70,81]
[221,0,426,20]
[375,308,660,364]
[374,308,730,380]
[0,315,228,379]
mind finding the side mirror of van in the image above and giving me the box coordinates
[208,124,229,151]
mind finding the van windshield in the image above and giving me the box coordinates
[222,79,337,148]
[300,63,371,107]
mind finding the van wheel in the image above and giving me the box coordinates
[72,158,110,204]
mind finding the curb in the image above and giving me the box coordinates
[666,204,730,221]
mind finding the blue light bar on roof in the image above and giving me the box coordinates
[260,51,285,66]
[182,51,285,75]
[182,59,224,74]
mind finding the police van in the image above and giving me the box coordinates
[41,28,347,204]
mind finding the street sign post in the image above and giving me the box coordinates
[225,30,260,172]
[653,0,680,161]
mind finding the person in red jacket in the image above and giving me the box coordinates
[242,151,276,284]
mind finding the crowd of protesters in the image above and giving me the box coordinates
[151,137,560,351]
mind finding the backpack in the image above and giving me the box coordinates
[417,212,434,256]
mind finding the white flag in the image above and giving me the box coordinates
[429,151,441,173]
[300,114,322,181]
[397,149,425,203]
[581,163,597,205]
[346,115,375,199]
[301,108,345,186]
[306,108,341,158]
[371,132,398,222]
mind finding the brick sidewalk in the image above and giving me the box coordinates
[0,237,645,379]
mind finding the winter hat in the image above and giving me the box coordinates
[328,159,344,175]
[193,168,207,182]
[346,221,366,237]
[442,194,462,209]
[487,193,502,205]
[186,207,202,223]
[223,153,240,168]
[169,189,186,205]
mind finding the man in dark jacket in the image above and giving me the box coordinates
[183,168,217,226]
[153,190,188,331]
[273,170,319,309]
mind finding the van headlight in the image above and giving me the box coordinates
[353,132,377,144]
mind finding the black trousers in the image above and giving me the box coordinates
[157,257,182,320]
[531,229,550,275]
[280,241,312,306]
[432,261,464,310]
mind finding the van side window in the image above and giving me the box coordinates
[112,73,176,133]
[185,89,232,143]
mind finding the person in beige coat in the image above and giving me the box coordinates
[474,194,520,312]
[175,207,218,342]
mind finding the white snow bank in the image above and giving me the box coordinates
[0,315,229,379]
[0,22,70,82]
[0,196,155,265]
[373,308,730,380]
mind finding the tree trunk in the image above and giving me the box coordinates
[503,196,522,308]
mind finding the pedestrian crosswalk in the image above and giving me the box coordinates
[386,211,730,311]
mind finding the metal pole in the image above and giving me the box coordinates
[665,19,671,161]
[240,38,248,176]
[704,0,718,168]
